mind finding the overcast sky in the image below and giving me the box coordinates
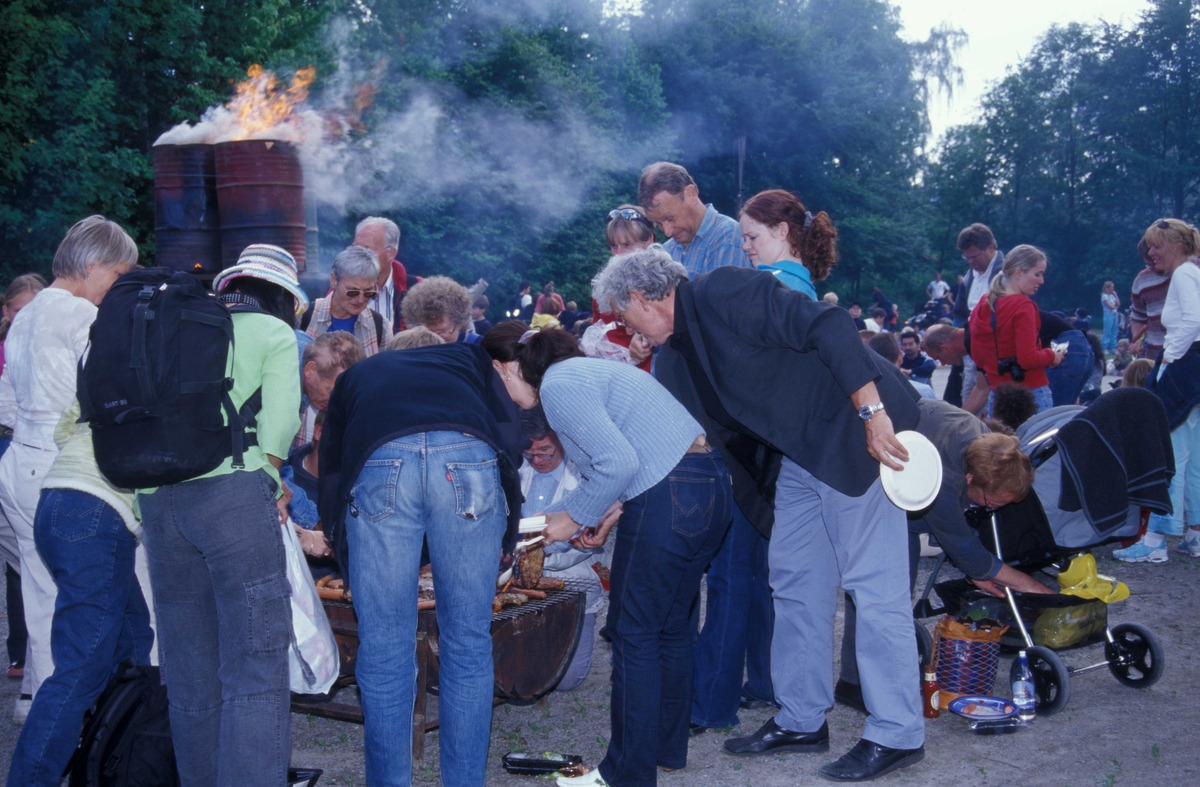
[892,0,1151,143]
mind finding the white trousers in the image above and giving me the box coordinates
[0,443,58,697]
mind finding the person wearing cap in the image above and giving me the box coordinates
[835,398,1051,713]
[136,243,304,787]
[303,245,393,356]
[593,247,925,782]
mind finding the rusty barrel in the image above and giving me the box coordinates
[214,139,307,271]
[152,144,222,274]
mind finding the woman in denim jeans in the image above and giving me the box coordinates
[138,245,306,787]
[483,324,733,787]
[318,338,526,787]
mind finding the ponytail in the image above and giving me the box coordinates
[986,245,1046,310]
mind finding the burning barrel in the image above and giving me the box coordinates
[152,144,222,274]
[214,139,307,271]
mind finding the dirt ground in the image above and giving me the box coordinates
[1,371,1197,786]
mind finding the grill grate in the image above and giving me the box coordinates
[320,578,590,620]
[492,578,589,622]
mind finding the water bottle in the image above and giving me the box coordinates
[1012,650,1036,722]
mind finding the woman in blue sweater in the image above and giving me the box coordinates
[483,323,732,787]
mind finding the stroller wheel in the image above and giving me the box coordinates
[1106,623,1164,688]
[1011,646,1070,716]
[915,621,934,669]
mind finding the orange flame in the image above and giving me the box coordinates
[225,64,316,140]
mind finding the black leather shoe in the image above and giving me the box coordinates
[689,723,710,737]
[819,739,925,782]
[834,679,867,714]
[723,718,829,756]
[739,696,780,711]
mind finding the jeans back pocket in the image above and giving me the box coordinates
[351,458,402,524]
[669,475,716,537]
[49,493,105,543]
[446,459,499,521]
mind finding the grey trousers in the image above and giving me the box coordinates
[769,458,924,750]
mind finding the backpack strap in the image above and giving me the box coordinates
[180,309,253,467]
[372,308,384,343]
[130,285,158,405]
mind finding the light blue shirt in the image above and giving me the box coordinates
[523,462,566,517]
[539,357,703,528]
[756,260,817,300]
[664,204,752,276]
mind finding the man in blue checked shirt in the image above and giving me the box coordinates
[638,162,752,276]
[638,161,771,738]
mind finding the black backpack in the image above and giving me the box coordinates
[67,662,178,787]
[79,268,260,489]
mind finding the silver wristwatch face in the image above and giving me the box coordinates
[859,403,882,421]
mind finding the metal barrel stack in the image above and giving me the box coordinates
[153,139,312,277]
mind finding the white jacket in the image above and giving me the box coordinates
[519,460,604,613]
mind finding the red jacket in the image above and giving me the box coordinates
[969,294,1056,389]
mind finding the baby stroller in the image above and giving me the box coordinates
[914,393,1170,716]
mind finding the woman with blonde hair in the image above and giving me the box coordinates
[0,274,47,377]
[968,245,1066,415]
[1115,218,1200,564]
[1101,280,1120,353]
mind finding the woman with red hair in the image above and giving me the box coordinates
[739,189,838,300]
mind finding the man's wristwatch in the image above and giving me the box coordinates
[858,402,885,421]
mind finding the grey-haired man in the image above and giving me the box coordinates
[592,248,926,783]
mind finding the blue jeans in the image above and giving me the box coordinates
[140,470,292,787]
[1149,406,1200,535]
[691,504,774,727]
[599,450,733,787]
[346,432,505,787]
[1047,330,1094,407]
[1103,311,1119,351]
[7,489,153,787]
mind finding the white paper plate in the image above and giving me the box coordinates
[880,430,942,511]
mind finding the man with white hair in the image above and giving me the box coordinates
[353,216,408,327]
[592,248,926,783]
[302,246,393,356]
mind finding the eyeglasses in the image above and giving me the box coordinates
[522,450,558,461]
[341,288,379,300]
[607,208,656,230]
[1156,219,1171,230]
[961,250,990,263]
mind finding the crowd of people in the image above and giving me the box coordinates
[0,158,1195,787]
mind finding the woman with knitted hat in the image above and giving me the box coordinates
[137,244,304,787]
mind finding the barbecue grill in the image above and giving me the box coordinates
[292,579,588,761]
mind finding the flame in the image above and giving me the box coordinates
[224,64,316,140]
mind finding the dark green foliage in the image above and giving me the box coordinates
[0,0,332,281]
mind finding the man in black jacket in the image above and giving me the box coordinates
[593,249,926,782]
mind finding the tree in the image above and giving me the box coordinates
[0,0,331,281]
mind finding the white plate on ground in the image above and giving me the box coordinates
[880,430,942,511]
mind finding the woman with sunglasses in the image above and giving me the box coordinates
[302,245,393,355]
[585,206,657,371]
[481,322,732,787]
[1115,218,1200,564]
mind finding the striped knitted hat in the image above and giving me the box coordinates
[213,244,310,316]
